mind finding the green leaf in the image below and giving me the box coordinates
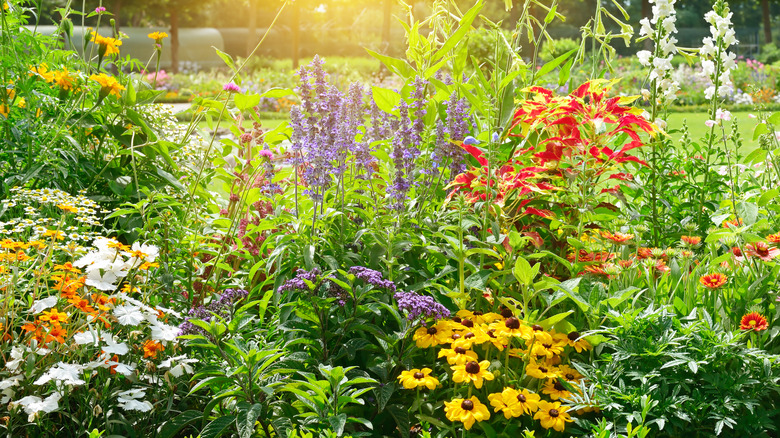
[371,86,402,114]
[536,310,573,329]
[464,270,492,291]
[124,80,136,106]
[558,57,574,87]
[156,167,185,191]
[767,111,780,125]
[328,413,348,436]
[365,48,414,79]
[234,93,261,111]
[752,122,769,141]
[214,47,235,70]
[237,403,263,438]
[544,4,558,23]
[199,415,236,438]
[737,202,758,225]
[536,48,577,78]
[431,0,483,63]
[758,189,779,207]
[157,410,201,438]
[513,256,535,285]
[260,88,294,99]
[498,80,515,128]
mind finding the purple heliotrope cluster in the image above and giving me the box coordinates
[349,266,396,291]
[278,268,322,294]
[394,290,451,323]
[179,288,249,336]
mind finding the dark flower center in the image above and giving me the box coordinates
[554,381,566,391]
[732,247,743,257]
[543,343,552,349]
[549,408,559,418]
[451,333,462,340]
[427,327,438,335]
[465,361,480,374]
[461,319,474,328]
[517,394,527,403]
[487,329,497,338]
[413,372,424,379]
[538,366,548,373]
[532,324,544,331]
[500,308,513,318]
[505,317,520,329]
[454,347,467,354]
[566,373,575,380]
[464,332,475,339]
[756,243,770,256]
[461,400,474,410]
[452,316,462,323]
[568,331,580,341]
[473,311,483,316]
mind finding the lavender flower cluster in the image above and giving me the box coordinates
[394,291,450,323]
[179,288,249,336]
[348,266,396,291]
[278,268,322,294]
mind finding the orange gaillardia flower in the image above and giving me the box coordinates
[143,339,165,358]
[681,235,701,246]
[745,242,780,262]
[740,312,769,332]
[699,273,727,289]
[766,232,780,243]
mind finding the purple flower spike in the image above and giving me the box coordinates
[223,82,241,93]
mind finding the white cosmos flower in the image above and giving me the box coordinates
[30,296,59,314]
[11,392,61,421]
[114,304,145,326]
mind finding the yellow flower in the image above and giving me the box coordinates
[53,68,78,91]
[92,32,122,56]
[484,327,509,350]
[90,73,125,99]
[525,361,559,380]
[449,327,490,349]
[488,387,540,418]
[451,360,494,388]
[29,63,55,82]
[534,400,573,432]
[437,345,479,365]
[542,378,576,400]
[147,31,169,41]
[531,339,565,359]
[494,316,533,340]
[412,321,452,348]
[396,368,439,390]
[556,364,583,382]
[444,396,490,430]
[560,330,591,353]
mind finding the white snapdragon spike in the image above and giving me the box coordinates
[11,392,61,422]
[637,0,680,101]
[699,2,737,101]
[117,388,153,412]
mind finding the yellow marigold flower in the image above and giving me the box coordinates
[412,321,452,348]
[42,229,65,240]
[30,64,55,82]
[0,104,7,117]
[488,387,540,418]
[90,73,125,99]
[53,68,78,91]
[444,396,490,430]
[438,345,479,365]
[534,400,573,432]
[451,360,494,388]
[92,32,122,56]
[396,368,439,390]
[147,31,168,41]
[139,261,159,270]
[542,378,577,400]
[525,361,559,380]
[39,309,69,326]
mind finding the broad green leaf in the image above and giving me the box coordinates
[431,0,483,63]
[371,86,402,114]
[536,310,573,329]
[365,48,414,79]
[157,410,202,438]
[536,48,577,79]
[200,415,236,438]
[234,93,261,111]
[214,47,235,70]
[752,122,770,141]
[237,404,263,438]
[758,189,779,207]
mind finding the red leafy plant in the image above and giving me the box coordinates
[448,80,657,274]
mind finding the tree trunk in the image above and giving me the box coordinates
[113,0,122,29]
[762,0,772,44]
[292,1,300,69]
[642,0,652,50]
[247,0,257,58]
[170,7,179,73]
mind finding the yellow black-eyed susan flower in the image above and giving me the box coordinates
[444,396,490,430]
[396,368,439,390]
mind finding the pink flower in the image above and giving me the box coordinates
[716,108,731,121]
[705,120,717,128]
[258,149,273,160]
[95,6,106,13]
[223,82,241,93]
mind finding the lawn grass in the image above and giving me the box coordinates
[665,110,760,157]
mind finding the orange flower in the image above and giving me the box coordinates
[52,262,81,274]
[602,231,634,244]
[681,235,701,246]
[42,229,65,240]
[143,340,165,358]
[722,218,743,228]
[699,273,727,289]
[740,312,768,331]
[91,32,122,56]
[766,233,780,243]
[68,296,97,314]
